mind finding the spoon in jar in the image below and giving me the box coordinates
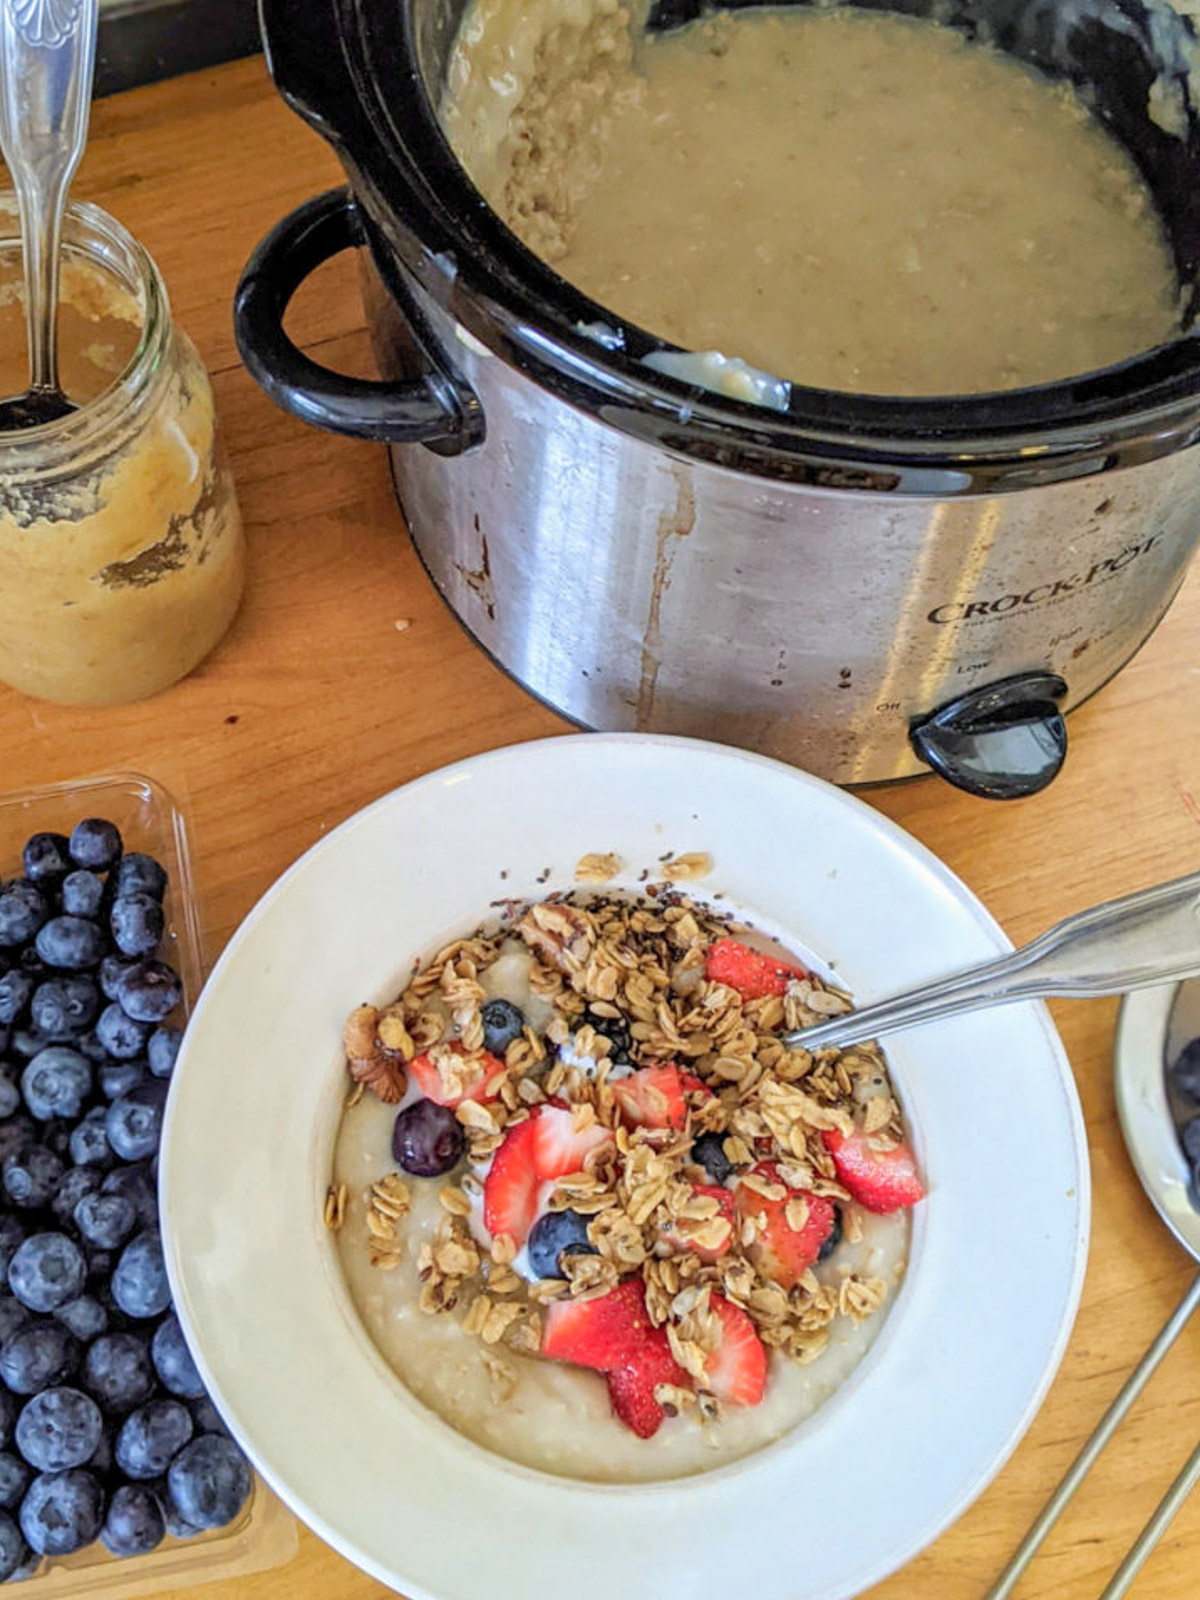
[0,0,99,430]
[782,868,1200,1053]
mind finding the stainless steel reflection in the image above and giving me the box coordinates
[366,264,1200,784]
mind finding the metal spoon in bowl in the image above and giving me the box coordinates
[0,0,99,430]
[782,868,1200,1054]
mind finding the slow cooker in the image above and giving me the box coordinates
[235,0,1200,799]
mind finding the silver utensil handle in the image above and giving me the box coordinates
[785,868,1200,1053]
[982,1271,1200,1600]
[1096,1434,1200,1600]
[0,0,98,393]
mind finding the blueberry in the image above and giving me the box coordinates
[20,836,70,887]
[391,1099,465,1177]
[0,888,44,952]
[100,1482,164,1556]
[8,1236,86,1314]
[67,1110,112,1171]
[115,1399,192,1480]
[68,820,122,873]
[0,1075,17,1125]
[817,1206,843,1263]
[0,975,32,1029]
[3,1546,39,1583]
[100,1165,158,1231]
[111,1233,169,1320]
[166,1435,250,1530]
[584,1007,633,1061]
[94,1002,150,1061]
[0,1509,26,1579]
[480,998,525,1055]
[114,854,166,902]
[50,1166,101,1229]
[98,1058,145,1102]
[0,1454,29,1512]
[109,895,164,960]
[0,1322,80,1394]
[0,1230,21,1289]
[0,1122,33,1171]
[151,1315,205,1399]
[146,1025,182,1080]
[83,1333,155,1413]
[1182,1115,1200,1169]
[161,1498,205,1539]
[58,872,102,922]
[690,1132,733,1185]
[98,954,136,1003]
[3,1148,63,1211]
[29,977,99,1042]
[114,961,181,1024]
[54,1297,108,1344]
[20,1048,91,1122]
[105,1082,166,1163]
[9,1029,51,1062]
[15,1387,102,1473]
[19,1467,103,1555]
[74,1194,137,1252]
[526,1209,597,1279]
[189,1395,229,1437]
[0,1301,29,1350]
[34,917,105,973]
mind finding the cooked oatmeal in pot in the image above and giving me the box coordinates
[328,888,923,1482]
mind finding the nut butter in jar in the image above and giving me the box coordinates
[0,196,245,706]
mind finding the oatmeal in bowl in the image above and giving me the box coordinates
[329,884,924,1480]
[161,734,1086,1600]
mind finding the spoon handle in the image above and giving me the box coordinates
[783,867,1200,1052]
[0,0,98,395]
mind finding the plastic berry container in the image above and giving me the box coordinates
[0,772,297,1594]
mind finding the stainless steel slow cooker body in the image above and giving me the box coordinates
[238,0,1200,797]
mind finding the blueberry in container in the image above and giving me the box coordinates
[0,775,296,1595]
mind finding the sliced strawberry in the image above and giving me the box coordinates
[542,1276,657,1369]
[612,1064,689,1130]
[823,1127,925,1214]
[660,1184,736,1263]
[408,1045,505,1109]
[542,1277,690,1439]
[704,936,807,1000]
[606,1338,688,1439]
[679,1070,714,1100]
[703,1293,767,1407]
[735,1161,836,1289]
[532,1103,614,1181]
[482,1116,540,1247]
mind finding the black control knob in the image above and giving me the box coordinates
[910,671,1069,800]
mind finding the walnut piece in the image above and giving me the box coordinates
[343,1002,408,1103]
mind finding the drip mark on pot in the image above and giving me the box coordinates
[636,474,696,729]
[456,527,496,622]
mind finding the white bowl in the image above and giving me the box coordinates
[161,734,1088,1600]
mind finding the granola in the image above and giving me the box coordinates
[332,890,924,1448]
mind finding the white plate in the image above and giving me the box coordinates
[161,734,1088,1600]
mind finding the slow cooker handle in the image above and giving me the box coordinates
[910,671,1069,800]
[234,188,483,450]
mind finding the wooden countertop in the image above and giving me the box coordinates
[7,53,1200,1600]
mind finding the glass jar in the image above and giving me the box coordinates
[0,196,245,706]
